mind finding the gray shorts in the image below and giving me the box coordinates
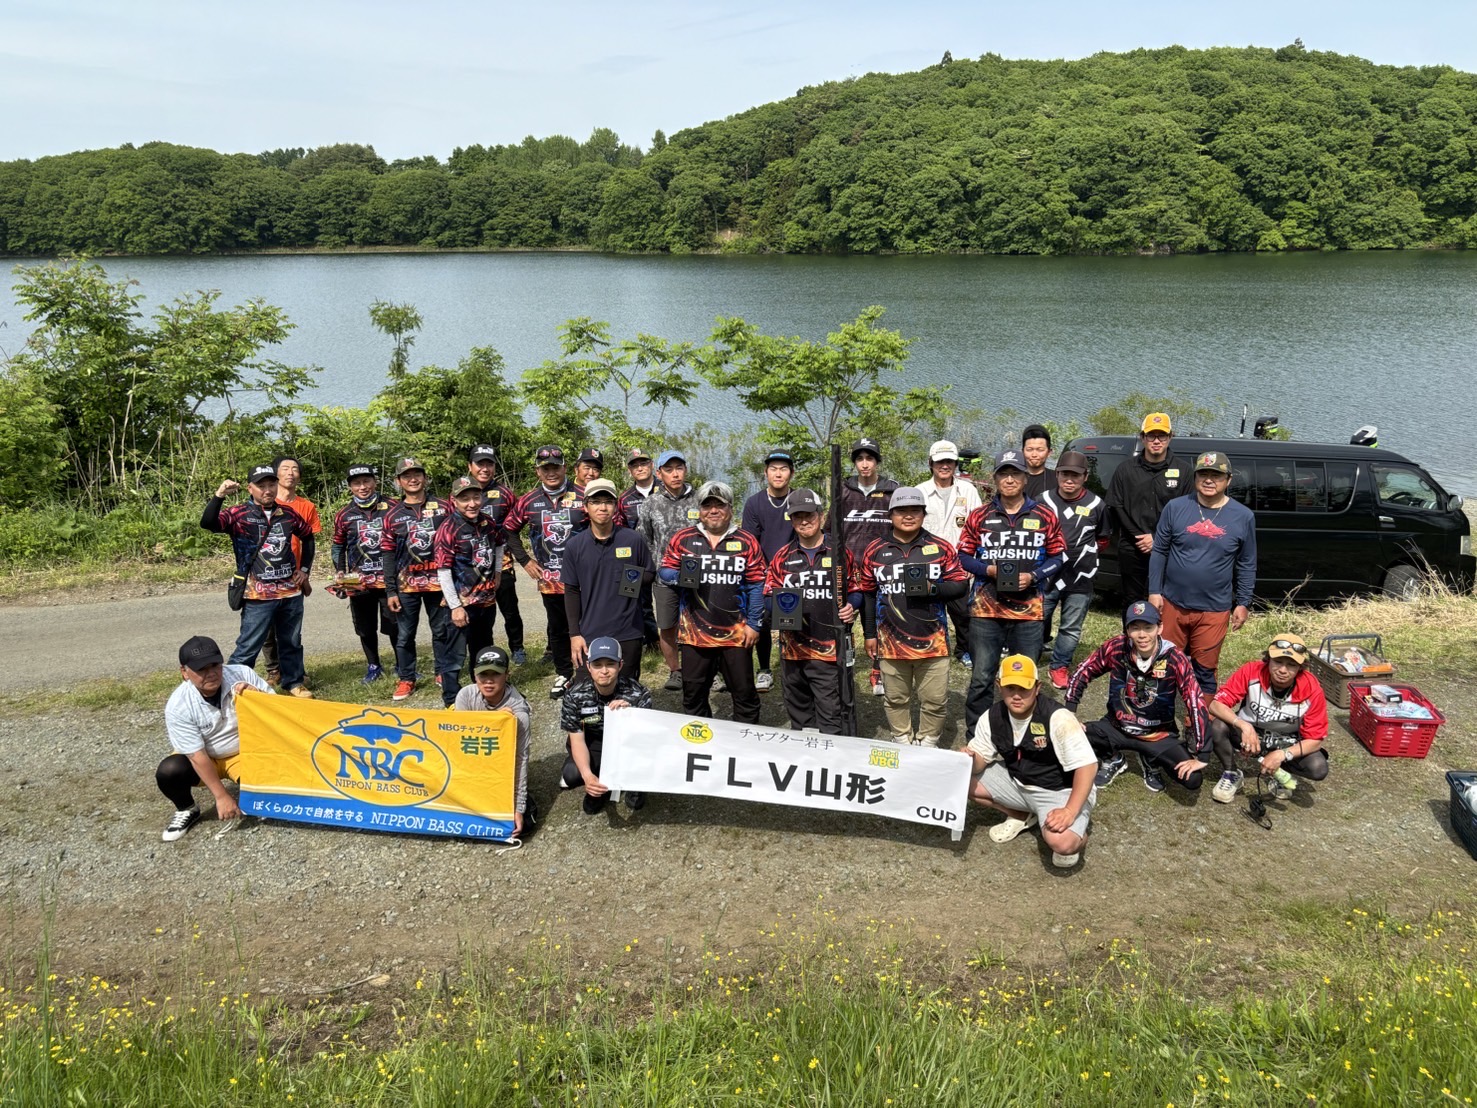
[653,582,680,630]
[979,762,1095,839]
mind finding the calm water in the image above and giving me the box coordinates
[3,251,1473,493]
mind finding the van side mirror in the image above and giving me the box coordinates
[1449,493,1465,512]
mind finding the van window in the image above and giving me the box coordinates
[1373,465,1443,511]
[1327,462,1357,512]
[1294,463,1327,510]
[1254,460,1296,512]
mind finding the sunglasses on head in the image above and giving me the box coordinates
[1270,639,1309,657]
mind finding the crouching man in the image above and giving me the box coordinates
[559,637,654,815]
[156,635,272,842]
[452,645,532,836]
[965,654,1097,868]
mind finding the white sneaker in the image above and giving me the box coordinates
[162,806,201,842]
[1051,851,1080,868]
[989,813,1038,843]
[755,670,774,692]
[712,673,727,694]
[1211,769,1244,804]
[550,675,569,699]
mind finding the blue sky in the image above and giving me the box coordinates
[1,0,1472,161]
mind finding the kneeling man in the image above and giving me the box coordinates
[966,654,1096,868]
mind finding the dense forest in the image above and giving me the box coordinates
[3,43,1476,256]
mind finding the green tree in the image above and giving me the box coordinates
[369,300,424,383]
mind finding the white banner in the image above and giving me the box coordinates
[600,708,973,839]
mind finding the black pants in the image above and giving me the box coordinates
[756,627,774,672]
[781,656,844,734]
[681,643,760,723]
[391,591,457,682]
[443,603,497,705]
[1118,540,1152,605]
[1086,718,1204,791]
[348,589,397,668]
[156,752,223,810]
[561,739,602,787]
[640,582,659,646]
[615,637,644,682]
[497,572,524,652]
[947,594,970,658]
[543,592,573,678]
[1207,719,1330,780]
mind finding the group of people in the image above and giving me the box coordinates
[162,414,1328,866]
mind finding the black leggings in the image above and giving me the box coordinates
[156,752,224,810]
[1085,718,1204,791]
[1208,719,1329,780]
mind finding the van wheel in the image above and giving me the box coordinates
[1381,564,1423,600]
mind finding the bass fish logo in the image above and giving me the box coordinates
[679,720,714,744]
[311,708,452,806]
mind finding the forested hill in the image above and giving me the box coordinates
[3,43,1476,257]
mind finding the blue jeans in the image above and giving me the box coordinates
[392,592,456,682]
[231,595,305,690]
[964,617,1045,736]
[1040,591,1092,671]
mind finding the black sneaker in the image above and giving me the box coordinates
[1094,755,1127,789]
[1141,761,1167,794]
[663,670,682,692]
[162,806,201,842]
[582,792,610,815]
[625,791,647,811]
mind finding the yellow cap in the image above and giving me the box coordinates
[998,654,1039,688]
[1141,412,1173,434]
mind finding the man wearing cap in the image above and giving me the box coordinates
[917,439,981,666]
[957,450,1067,736]
[966,654,1096,868]
[558,636,654,815]
[658,481,765,723]
[742,449,799,693]
[857,486,971,746]
[1149,451,1257,695]
[638,449,701,691]
[763,489,863,734]
[504,446,588,697]
[1106,412,1186,604]
[201,466,316,698]
[156,635,273,842]
[574,447,605,489]
[838,437,901,567]
[1065,601,1209,795]
[562,477,656,680]
[1020,424,1056,501]
[330,464,400,684]
[1038,450,1108,689]
[381,457,453,702]
[1207,634,1329,803]
[433,476,505,704]
[261,455,321,688]
[452,645,532,835]
[466,445,526,665]
[616,447,661,649]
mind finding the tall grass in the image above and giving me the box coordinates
[4,903,1476,1105]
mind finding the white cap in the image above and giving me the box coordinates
[928,440,960,463]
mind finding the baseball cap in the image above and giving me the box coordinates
[656,449,686,468]
[762,449,794,468]
[577,447,604,466]
[993,449,1026,474]
[586,637,622,664]
[178,635,223,669]
[472,645,511,675]
[851,437,881,461]
[998,654,1038,688]
[1055,449,1089,475]
[449,476,481,498]
[697,480,734,506]
[1123,600,1162,627]
[627,447,652,464]
[468,444,498,464]
[888,486,926,511]
[1267,634,1310,662]
[347,464,376,480]
[535,445,565,466]
[247,465,277,486]
[788,488,823,514]
[1194,451,1231,475]
[1141,412,1173,435]
[928,440,960,463]
[394,456,425,477]
[583,478,619,500]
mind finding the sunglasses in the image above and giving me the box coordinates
[1269,639,1309,657]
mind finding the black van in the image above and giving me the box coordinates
[1065,436,1474,600]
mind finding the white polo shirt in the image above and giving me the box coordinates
[163,664,273,759]
[916,478,981,546]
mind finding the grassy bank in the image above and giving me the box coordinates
[4,901,1475,1106]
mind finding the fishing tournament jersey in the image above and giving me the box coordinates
[1214,661,1329,746]
[661,526,766,649]
[476,481,518,571]
[616,484,655,530]
[213,500,315,601]
[763,536,856,663]
[956,496,1066,621]
[1065,634,1208,749]
[504,483,587,595]
[1038,488,1106,597]
[432,511,503,608]
[558,676,653,750]
[381,496,451,594]
[332,498,395,589]
[857,530,969,661]
[837,476,901,566]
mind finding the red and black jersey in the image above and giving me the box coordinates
[332,499,396,589]
[856,530,969,661]
[215,501,314,601]
[476,482,518,571]
[837,476,900,566]
[1215,661,1330,746]
[763,536,856,663]
[433,512,502,608]
[504,483,587,595]
[382,496,451,594]
[615,484,655,530]
[957,497,1066,621]
[661,526,766,649]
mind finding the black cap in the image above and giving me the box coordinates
[850,438,881,462]
[577,447,604,467]
[1055,449,1089,475]
[762,450,795,468]
[473,645,511,675]
[788,488,823,514]
[247,465,277,486]
[347,464,376,480]
[535,445,565,466]
[179,635,223,669]
[468,444,498,464]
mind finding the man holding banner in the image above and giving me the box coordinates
[452,645,532,835]
[559,637,654,814]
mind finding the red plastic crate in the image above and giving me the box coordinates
[1348,683,1446,758]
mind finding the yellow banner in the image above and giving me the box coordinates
[237,693,518,840]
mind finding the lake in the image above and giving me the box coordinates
[2,250,1473,493]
